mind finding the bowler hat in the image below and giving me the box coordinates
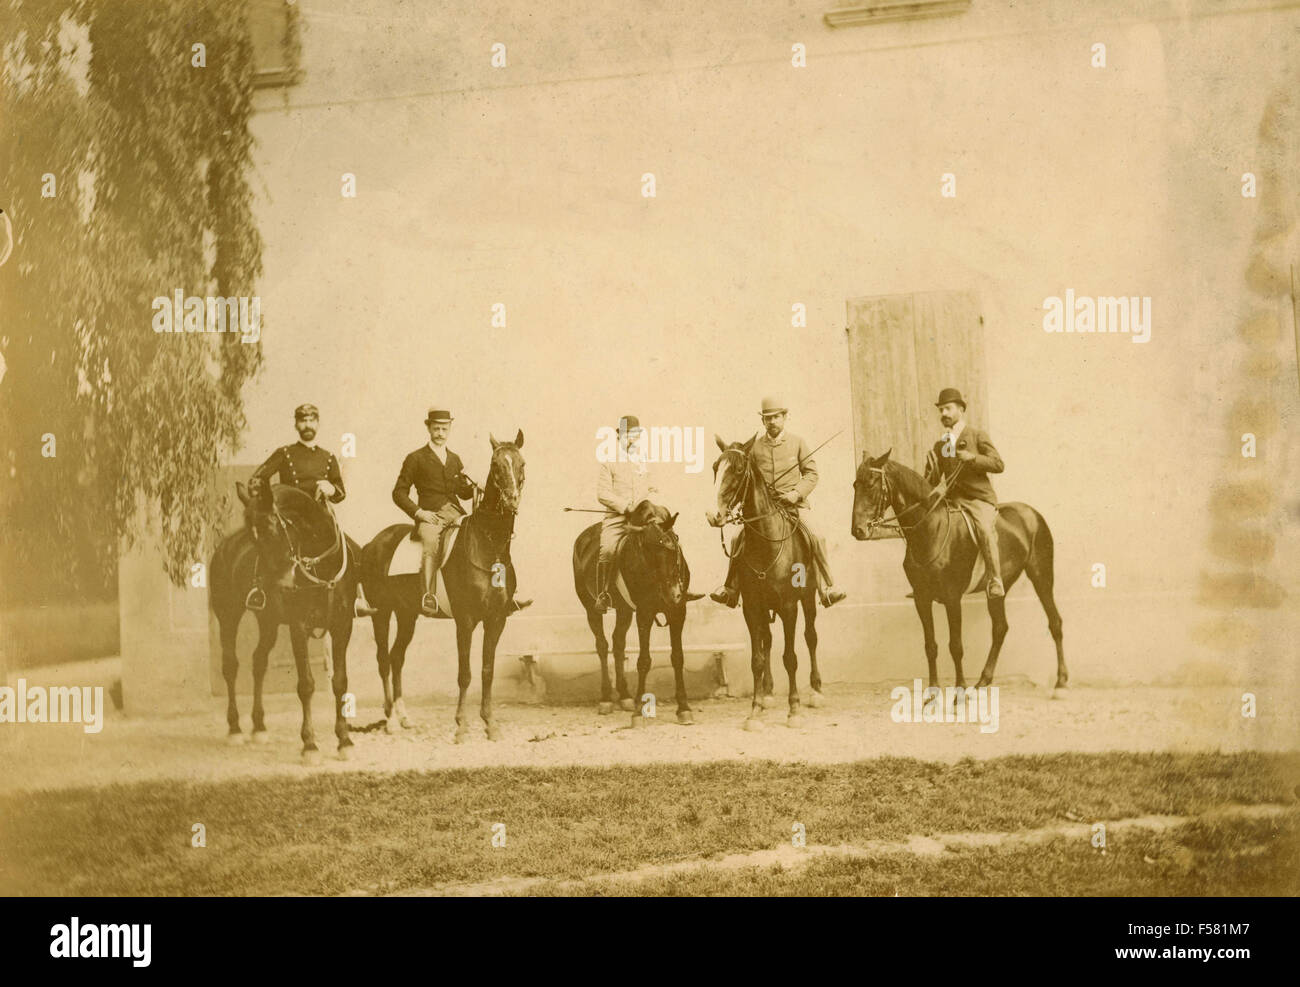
[425,408,454,424]
[759,396,788,416]
[934,388,967,410]
[617,414,641,432]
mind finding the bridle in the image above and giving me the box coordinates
[250,488,348,588]
[860,459,966,567]
[713,448,797,579]
[460,447,522,572]
[624,519,685,625]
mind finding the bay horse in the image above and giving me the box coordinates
[358,431,526,742]
[705,435,823,730]
[210,479,361,763]
[850,449,1067,694]
[572,500,703,724]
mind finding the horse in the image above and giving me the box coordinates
[572,500,703,724]
[358,431,526,742]
[209,479,361,763]
[850,448,1067,694]
[705,435,824,730]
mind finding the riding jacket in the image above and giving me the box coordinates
[393,444,475,519]
[752,430,818,506]
[924,421,1003,505]
[251,442,345,502]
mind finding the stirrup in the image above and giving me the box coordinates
[420,592,441,616]
[986,577,1005,599]
[594,590,612,613]
[245,587,266,612]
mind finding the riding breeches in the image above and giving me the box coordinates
[598,515,628,564]
[416,502,464,564]
[955,497,1001,581]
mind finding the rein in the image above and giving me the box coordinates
[255,491,349,589]
[716,451,798,580]
[863,461,966,568]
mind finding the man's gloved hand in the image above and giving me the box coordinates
[316,480,336,498]
[414,509,438,524]
[779,491,800,505]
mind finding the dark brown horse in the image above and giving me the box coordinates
[705,436,823,730]
[851,449,1067,694]
[210,480,361,763]
[572,500,702,724]
[359,432,526,742]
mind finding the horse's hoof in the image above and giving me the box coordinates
[619,698,635,712]
[806,691,825,708]
[337,745,353,761]
[399,716,414,729]
[486,724,503,742]
[788,713,805,729]
[1051,686,1069,701]
[744,717,764,732]
[385,718,399,735]
[677,710,695,725]
[631,714,648,729]
[598,701,614,715]
[301,748,322,766]
[251,730,270,745]
[454,731,470,745]
[226,732,247,746]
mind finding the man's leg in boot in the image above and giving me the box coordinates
[506,561,532,612]
[969,500,1004,597]
[800,519,846,607]
[418,520,443,616]
[595,521,622,612]
[710,532,743,607]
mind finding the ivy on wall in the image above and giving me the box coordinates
[0,0,288,603]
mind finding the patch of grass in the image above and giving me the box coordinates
[524,816,1300,896]
[1,753,1296,896]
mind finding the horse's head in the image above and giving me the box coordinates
[627,502,686,608]
[236,478,295,579]
[705,433,756,527]
[851,448,892,541]
[487,430,526,514]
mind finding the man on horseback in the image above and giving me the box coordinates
[392,408,477,617]
[709,397,846,609]
[594,414,656,613]
[244,404,375,615]
[924,387,1005,598]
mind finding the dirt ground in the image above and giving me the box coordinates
[3,665,1294,794]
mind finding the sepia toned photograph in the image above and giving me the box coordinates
[1,0,1297,931]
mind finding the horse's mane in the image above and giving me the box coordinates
[856,455,934,505]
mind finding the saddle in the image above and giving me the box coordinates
[387,518,462,577]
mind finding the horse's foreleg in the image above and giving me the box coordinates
[454,615,474,743]
[669,610,692,724]
[742,596,766,730]
[944,599,966,689]
[480,616,504,741]
[288,623,319,764]
[780,603,802,724]
[801,594,824,707]
[389,610,417,729]
[586,608,615,714]
[913,594,939,700]
[975,596,1009,689]
[372,610,394,720]
[219,612,244,743]
[630,608,654,727]
[612,607,634,711]
[1025,556,1067,690]
[250,614,279,742]
[331,608,354,758]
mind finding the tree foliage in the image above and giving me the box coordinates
[1,0,276,603]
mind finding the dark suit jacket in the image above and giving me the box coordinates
[925,424,1002,505]
[392,445,475,519]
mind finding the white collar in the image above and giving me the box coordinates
[945,419,966,441]
[427,441,447,459]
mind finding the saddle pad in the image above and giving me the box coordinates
[387,525,461,617]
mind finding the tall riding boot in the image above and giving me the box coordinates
[710,555,741,608]
[812,535,847,607]
[420,550,440,616]
[595,558,612,613]
[981,516,1004,598]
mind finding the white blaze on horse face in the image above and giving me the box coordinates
[713,457,732,516]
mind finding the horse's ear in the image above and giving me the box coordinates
[871,447,891,466]
[714,434,727,453]
[489,433,499,450]
[236,481,250,505]
[741,434,756,453]
[514,429,523,449]
[666,511,679,529]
